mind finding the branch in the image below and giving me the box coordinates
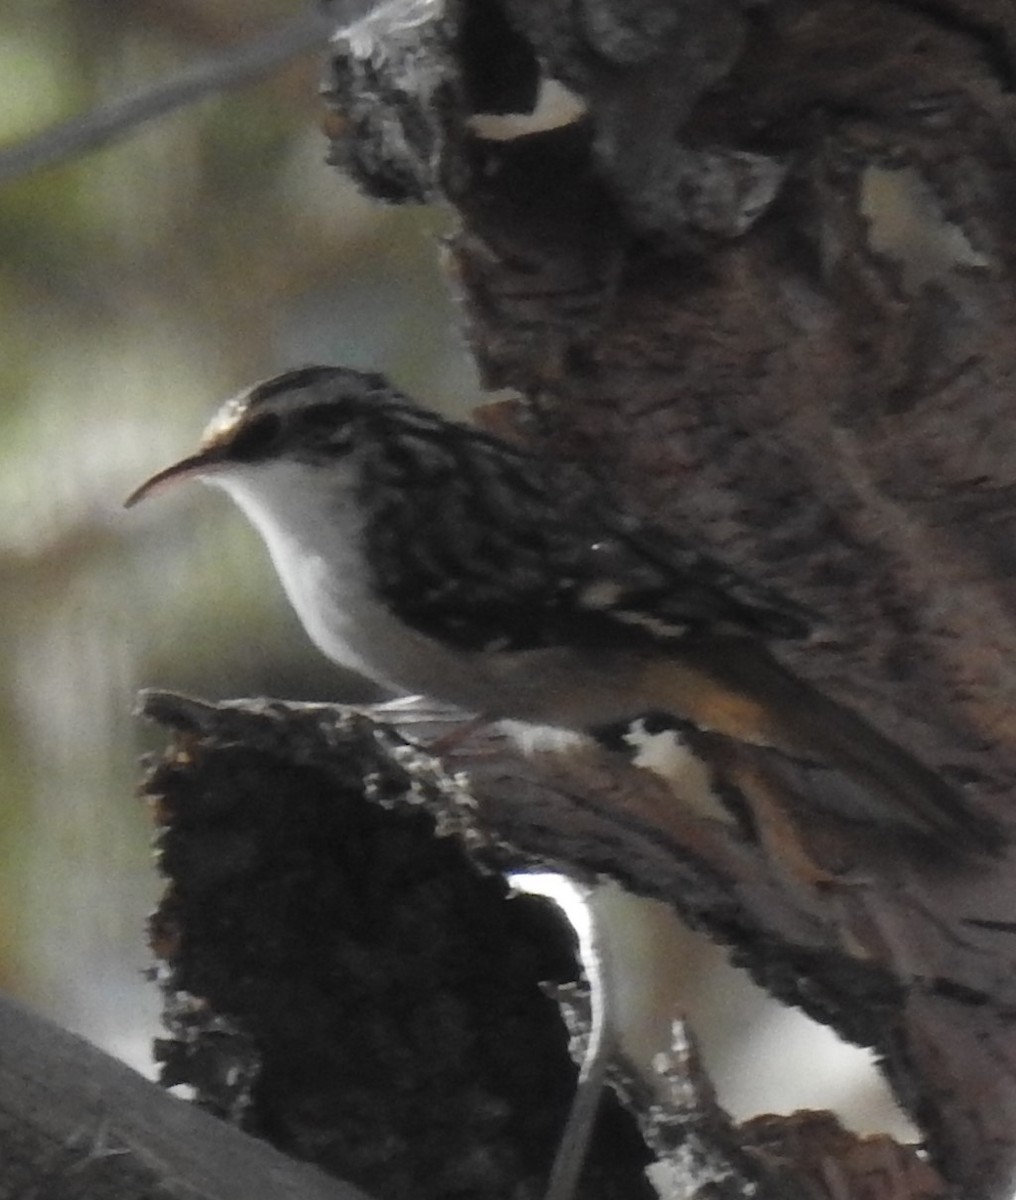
[0,8,340,185]
[321,1,1016,1192]
[0,986,364,1200]
[140,691,655,1200]
[138,691,968,1200]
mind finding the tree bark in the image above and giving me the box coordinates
[48,2,1016,1199]
[0,983,363,1200]
[325,0,1016,1196]
[141,693,655,1200]
[138,689,959,1200]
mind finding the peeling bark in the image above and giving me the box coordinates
[141,691,974,1200]
[321,0,1016,1196]
[142,693,654,1200]
[89,2,1016,1199]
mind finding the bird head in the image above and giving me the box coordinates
[124,366,397,508]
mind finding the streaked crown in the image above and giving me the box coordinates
[198,366,399,465]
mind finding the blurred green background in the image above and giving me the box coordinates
[0,0,912,1138]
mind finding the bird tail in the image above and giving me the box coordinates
[635,640,999,853]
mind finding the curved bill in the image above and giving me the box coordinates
[124,450,219,508]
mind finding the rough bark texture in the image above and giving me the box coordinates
[142,694,654,1200]
[96,2,1016,1200]
[143,691,951,1200]
[317,1,1016,1197]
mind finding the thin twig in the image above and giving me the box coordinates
[542,881,613,1200]
[0,9,337,185]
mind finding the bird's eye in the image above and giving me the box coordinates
[229,413,283,461]
[294,405,354,457]
[298,404,339,432]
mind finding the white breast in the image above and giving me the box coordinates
[208,460,642,728]
[208,462,509,711]
[210,461,448,688]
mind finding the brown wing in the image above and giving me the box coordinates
[360,410,813,652]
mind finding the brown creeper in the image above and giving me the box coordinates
[127,365,992,852]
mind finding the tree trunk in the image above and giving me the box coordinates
[117,2,1016,1199]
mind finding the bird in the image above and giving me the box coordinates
[126,364,995,853]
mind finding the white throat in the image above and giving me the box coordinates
[206,460,514,711]
[208,459,386,680]
[203,459,636,729]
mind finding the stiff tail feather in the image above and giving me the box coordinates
[636,641,1000,854]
